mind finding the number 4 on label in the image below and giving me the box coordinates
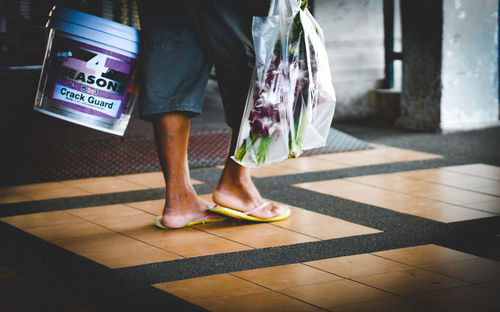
[86,54,107,73]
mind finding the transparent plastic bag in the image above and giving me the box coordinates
[233,0,336,167]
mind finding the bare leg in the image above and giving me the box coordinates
[153,113,211,228]
[212,130,287,219]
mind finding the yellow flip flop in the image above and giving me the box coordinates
[208,202,291,222]
[154,214,227,230]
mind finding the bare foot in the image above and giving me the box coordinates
[213,159,288,220]
[160,186,212,229]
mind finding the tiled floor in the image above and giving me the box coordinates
[295,164,500,223]
[154,244,500,312]
[1,197,381,268]
[1,145,499,310]
[0,172,202,204]
[249,145,441,178]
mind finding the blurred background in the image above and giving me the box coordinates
[0,0,498,186]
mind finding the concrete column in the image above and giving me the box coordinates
[315,0,385,121]
[398,0,499,131]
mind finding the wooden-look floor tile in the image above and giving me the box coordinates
[159,234,252,258]
[373,244,478,267]
[273,206,382,239]
[232,263,342,290]
[85,211,154,232]
[282,219,381,240]
[404,202,495,223]
[202,222,318,248]
[60,176,145,194]
[97,214,252,258]
[67,204,145,221]
[346,172,499,206]
[414,285,500,312]
[125,199,164,215]
[444,163,500,180]
[24,221,110,241]
[313,151,393,166]
[305,254,410,278]
[365,145,442,161]
[295,179,496,222]
[279,156,351,172]
[420,187,499,205]
[197,290,321,312]
[398,168,500,190]
[2,182,89,201]
[353,268,466,297]
[118,172,202,188]
[280,279,395,309]
[117,171,166,188]
[153,274,267,304]
[422,258,500,284]
[0,188,31,204]
[54,231,181,268]
[1,211,82,229]
[475,185,500,196]
[250,163,305,178]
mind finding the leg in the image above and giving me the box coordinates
[153,112,211,228]
[212,129,288,219]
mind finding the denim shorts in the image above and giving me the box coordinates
[137,0,270,128]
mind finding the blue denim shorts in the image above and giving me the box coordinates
[138,1,270,128]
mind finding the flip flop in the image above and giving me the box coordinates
[208,202,291,222]
[154,213,227,230]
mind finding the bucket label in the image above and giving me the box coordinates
[52,83,122,117]
[45,36,137,119]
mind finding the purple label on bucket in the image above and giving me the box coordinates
[46,36,136,119]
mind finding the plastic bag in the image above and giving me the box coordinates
[233,0,336,167]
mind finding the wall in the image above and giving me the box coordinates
[440,0,499,130]
[398,0,443,130]
[314,0,385,121]
[398,0,499,131]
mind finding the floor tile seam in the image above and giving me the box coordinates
[300,262,446,311]
[225,272,330,311]
[267,222,337,241]
[442,166,500,181]
[270,222,385,241]
[369,253,500,288]
[190,227,257,250]
[57,214,189,260]
[390,170,500,192]
[0,215,84,231]
[338,178,499,214]
[381,175,500,200]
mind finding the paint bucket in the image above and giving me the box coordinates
[34,6,140,136]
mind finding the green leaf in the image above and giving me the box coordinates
[235,138,248,162]
[256,136,273,164]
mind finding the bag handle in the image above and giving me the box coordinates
[268,0,300,16]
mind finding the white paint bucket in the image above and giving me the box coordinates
[34,6,140,136]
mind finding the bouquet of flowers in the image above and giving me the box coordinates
[233,0,336,167]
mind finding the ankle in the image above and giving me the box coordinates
[221,160,252,184]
